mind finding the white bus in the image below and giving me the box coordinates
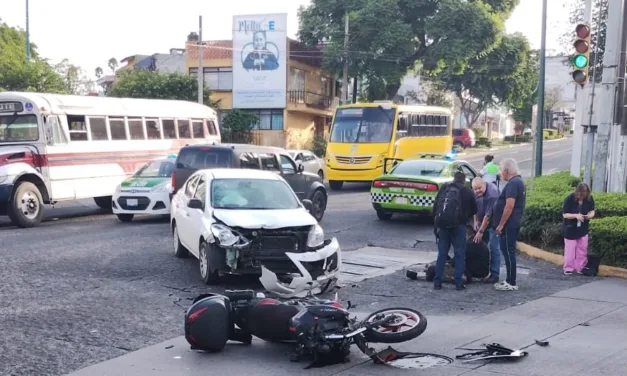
[0,92,221,228]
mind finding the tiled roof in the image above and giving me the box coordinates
[187,40,233,60]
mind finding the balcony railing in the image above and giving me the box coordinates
[288,90,333,110]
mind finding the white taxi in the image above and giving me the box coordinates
[170,168,342,298]
[112,155,176,222]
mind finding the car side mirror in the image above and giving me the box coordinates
[297,163,305,173]
[302,199,313,213]
[188,198,204,210]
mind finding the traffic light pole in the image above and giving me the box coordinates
[534,0,548,177]
[592,0,625,192]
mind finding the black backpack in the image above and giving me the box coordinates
[434,184,462,228]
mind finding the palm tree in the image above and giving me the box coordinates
[108,58,118,74]
[95,67,103,78]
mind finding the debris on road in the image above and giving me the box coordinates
[455,343,529,363]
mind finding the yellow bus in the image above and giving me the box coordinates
[324,102,453,190]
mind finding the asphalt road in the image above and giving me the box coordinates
[0,137,584,376]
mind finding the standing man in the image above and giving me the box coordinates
[479,155,499,187]
[432,169,478,291]
[471,177,500,283]
[492,158,526,291]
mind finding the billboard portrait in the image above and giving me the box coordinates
[232,13,287,109]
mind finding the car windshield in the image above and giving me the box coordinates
[330,106,397,143]
[389,160,452,177]
[133,160,175,178]
[211,178,300,210]
[0,114,39,142]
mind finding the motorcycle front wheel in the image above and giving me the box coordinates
[363,308,427,344]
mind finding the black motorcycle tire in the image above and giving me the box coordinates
[364,308,427,344]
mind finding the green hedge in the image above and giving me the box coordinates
[476,137,492,147]
[521,171,627,268]
[504,135,532,143]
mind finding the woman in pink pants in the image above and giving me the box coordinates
[561,183,595,275]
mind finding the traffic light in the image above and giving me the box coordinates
[572,23,591,85]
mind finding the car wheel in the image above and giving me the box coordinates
[329,181,343,191]
[94,196,113,211]
[117,214,134,222]
[199,241,221,285]
[311,189,327,222]
[172,223,189,258]
[376,210,393,220]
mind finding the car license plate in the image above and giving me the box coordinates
[394,197,409,205]
[127,199,138,206]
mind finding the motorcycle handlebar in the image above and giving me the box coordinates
[224,289,256,302]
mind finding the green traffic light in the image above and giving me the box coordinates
[574,54,588,68]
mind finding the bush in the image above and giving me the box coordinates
[476,137,492,147]
[504,135,532,143]
[472,128,484,138]
[310,134,327,157]
[521,171,627,268]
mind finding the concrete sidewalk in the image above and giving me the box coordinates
[67,278,627,376]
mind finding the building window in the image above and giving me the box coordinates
[246,110,284,130]
[290,68,305,91]
[204,67,233,90]
[321,76,332,96]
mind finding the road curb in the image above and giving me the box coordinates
[516,241,627,279]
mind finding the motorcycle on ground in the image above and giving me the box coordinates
[184,284,428,367]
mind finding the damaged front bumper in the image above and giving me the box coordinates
[259,237,342,298]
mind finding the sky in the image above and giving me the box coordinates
[2,0,573,80]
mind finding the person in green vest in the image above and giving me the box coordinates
[480,155,499,188]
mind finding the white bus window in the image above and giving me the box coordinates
[89,117,108,141]
[191,119,204,139]
[67,115,88,141]
[178,119,191,139]
[162,119,176,139]
[146,119,161,140]
[109,118,127,140]
[208,120,218,136]
[128,117,145,140]
[47,116,67,144]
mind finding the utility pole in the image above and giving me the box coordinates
[592,0,624,192]
[608,0,627,192]
[25,0,30,61]
[342,12,349,105]
[197,16,204,105]
[534,0,548,177]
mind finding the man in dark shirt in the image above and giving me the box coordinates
[472,177,501,283]
[432,170,478,291]
[491,158,526,291]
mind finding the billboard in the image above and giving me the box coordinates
[232,13,287,109]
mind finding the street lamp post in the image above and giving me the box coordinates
[535,0,548,177]
[25,0,31,61]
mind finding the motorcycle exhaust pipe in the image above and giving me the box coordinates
[325,327,367,340]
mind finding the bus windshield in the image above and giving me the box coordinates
[330,106,397,143]
[0,114,39,142]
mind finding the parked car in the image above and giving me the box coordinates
[287,149,326,179]
[171,144,328,221]
[453,128,476,148]
[170,168,341,297]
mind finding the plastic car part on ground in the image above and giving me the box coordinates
[258,237,342,298]
[455,343,529,363]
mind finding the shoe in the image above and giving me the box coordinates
[434,284,442,290]
[576,270,583,274]
[564,271,573,275]
[483,275,499,284]
[495,282,518,291]
[456,284,466,291]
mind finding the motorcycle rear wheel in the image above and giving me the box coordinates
[364,308,427,344]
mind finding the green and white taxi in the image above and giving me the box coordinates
[112,155,177,222]
[370,154,478,220]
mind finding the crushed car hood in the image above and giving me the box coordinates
[213,208,316,229]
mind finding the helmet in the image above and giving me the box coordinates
[184,294,232,352]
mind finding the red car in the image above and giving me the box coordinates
[453,128,476,148]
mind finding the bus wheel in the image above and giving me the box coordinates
[94,196,113,211]
[329,181,343,191]
[8,181,45,228]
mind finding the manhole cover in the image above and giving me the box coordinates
[388,354,453,369]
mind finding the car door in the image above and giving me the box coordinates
[279,153,307,200]
[186,175,208,257]
[459,163,477,187]
[177,175,199,250]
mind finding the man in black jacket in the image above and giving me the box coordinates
[432,170,478,291]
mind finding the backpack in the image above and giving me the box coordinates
[434,184,462,228]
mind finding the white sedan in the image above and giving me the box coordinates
[169,168,341,298]
[288,149,326,180]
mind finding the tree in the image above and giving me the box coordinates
[54,59,95,95]
[560,0,607,82]
[297,0,518,100]
[424,82,453,108]
[0,20,67,93]
[108,70,221,109]
[95,67,103,79]
[221,110,258,144]
[435,32,535,128]
[512,50,540,125]
[108,58,118,73]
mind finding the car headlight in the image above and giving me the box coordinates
[151,184,170,193]
[210,224,238,247]
[307,224,324,248]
